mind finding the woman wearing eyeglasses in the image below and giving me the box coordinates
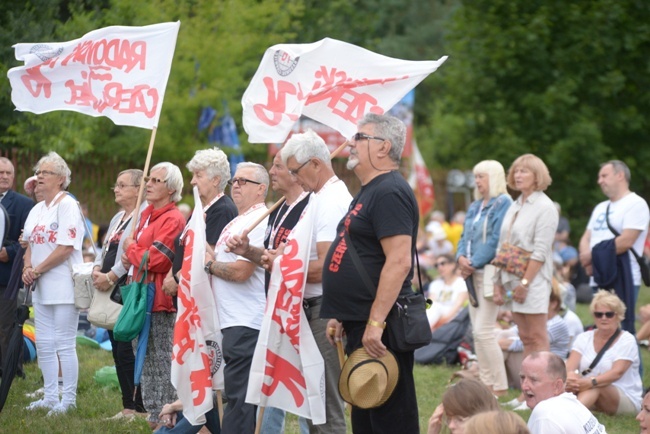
[565,290,642,415]
[21,152,86,416]
[427,378,500,434]
[121,162,186,429]
[426,254,468,332]
[456,160,512,397]
[91,169,147,420]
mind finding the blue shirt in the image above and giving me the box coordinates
[456,194,512,268]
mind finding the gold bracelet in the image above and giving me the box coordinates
[23,265,32,272]
[367,319,386,329]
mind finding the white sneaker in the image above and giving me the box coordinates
[502,397,522,408]
[47,402,75,417]
[25,399,58,411]
[25,387,44,398]
[514,401,530,411]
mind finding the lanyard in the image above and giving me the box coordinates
[269,191,309,246]
[216,202,266,250]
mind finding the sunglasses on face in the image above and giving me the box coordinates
[434,261,450,268]
[228,177,261,187]
[593,311,616,319]
[351,132,385,142]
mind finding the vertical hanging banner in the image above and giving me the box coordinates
[242,37,447,143]
[7,21,180,129]
[171,187,224,426]
[246,203,326,424]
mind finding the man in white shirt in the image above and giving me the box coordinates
[579,160,649,333]
[204,162,269,434]
[521,351,606,434]
[278,130,352,433]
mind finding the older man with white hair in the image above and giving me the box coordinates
[279,129,351,433]
[205,162,269,434]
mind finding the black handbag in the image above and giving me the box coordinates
[344,231,431,352]
[109,273,129,305]
[605,204,650,286]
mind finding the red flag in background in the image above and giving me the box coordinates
[408,139,435,219]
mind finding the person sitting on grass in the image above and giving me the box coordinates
[425,254,468,332]
[427,378,499,434]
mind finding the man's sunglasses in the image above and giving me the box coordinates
[352,132,385,142]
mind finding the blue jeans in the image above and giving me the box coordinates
[154,408,220,434]
[260,406,309,434]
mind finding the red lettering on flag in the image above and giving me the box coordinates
[21,63,53,98]
[271,239,304,351]
[262,349,306,406]
[253,77,301,126]
[189,353,213,406]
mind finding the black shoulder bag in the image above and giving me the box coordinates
[605,204,650,286]
[343,230,431,352]
[581,328,621,376]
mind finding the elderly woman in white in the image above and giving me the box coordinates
[22,151,86,416]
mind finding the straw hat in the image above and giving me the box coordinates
[338,347,399,409]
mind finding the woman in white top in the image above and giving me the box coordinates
[494,154,558,357]
[22,152,86,416]
[426,254,468,331]
[565,290,642,415]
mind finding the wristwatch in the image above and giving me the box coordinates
[204,260,214,275]
[521,278,529,288]
[591,377,598,388]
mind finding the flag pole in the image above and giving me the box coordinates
[131,126,158,234]
[216,389,224,425]
[255,406,266,434]
[245,139,350,233]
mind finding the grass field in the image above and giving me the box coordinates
[2,288,649,433]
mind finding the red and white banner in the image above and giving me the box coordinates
[171,187,224,426]
[242,37,447,143]
[7,21,180,129]
[408,139,435,218]
[246,203,326,424]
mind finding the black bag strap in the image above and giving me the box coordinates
[581,328,621,376]
[605,204,645,264]
[342,229,423,296]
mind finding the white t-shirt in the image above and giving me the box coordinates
[425,276,467,326]
[212,203,268,330]
[528,392,606,434]
[571,329,642,411]
[587,192,650,286]
[22,194,85,305]
[304,177,351,299]
[562,309,584,350]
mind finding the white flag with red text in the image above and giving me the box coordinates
[7,21,180,129]
[242,37,447,143]
[245,203,326,424]
[171,186,224,426]
[408,138,435,218]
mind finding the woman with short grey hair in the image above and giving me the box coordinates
[121,162,186,430]
[22,151,86,416]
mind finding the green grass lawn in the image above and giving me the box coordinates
[3,288,649,433]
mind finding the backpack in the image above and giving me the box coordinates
[414,307,471,365]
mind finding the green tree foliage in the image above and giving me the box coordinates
[426,0,650,224]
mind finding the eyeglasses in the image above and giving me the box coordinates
[434,261,450,268]
[288,160,311,177]
[352,132,385,142]
[34,169,58,177]
[228,177,261,187]
[594,311,616,319]
[144,176,166,184]
[112,183,138,190]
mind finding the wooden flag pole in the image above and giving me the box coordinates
[245,139,351,233]
[130,126,158,234]
[255,406,266,434]
[216,389,225,425]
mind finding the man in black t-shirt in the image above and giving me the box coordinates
[322,113,420,434]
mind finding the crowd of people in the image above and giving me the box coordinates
[0,112,648,433]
